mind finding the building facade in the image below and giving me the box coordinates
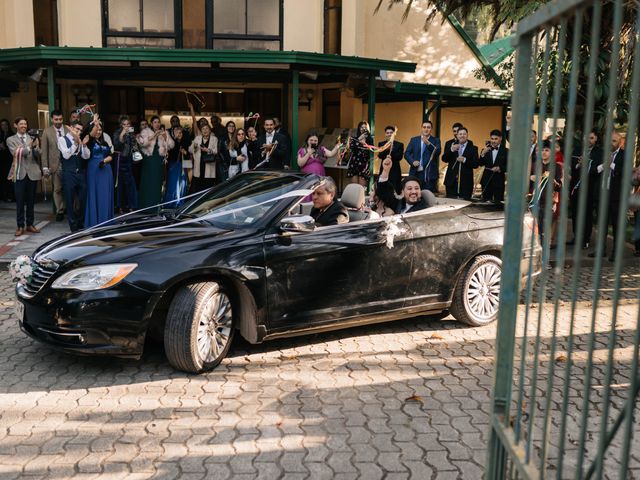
[0,0,509,174]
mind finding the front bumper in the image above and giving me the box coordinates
[16,282,157,358]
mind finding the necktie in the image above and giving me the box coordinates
[58,129,63,137]
[20,136,26,145]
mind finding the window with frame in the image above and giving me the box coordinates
[104,0,177,48]
[211,0,282,50]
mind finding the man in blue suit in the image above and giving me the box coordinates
[404,120,441,193]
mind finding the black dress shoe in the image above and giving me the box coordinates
[55,213,64,222]
[582,243,590,250]
[608,254,615,262]
[566,239,576,245]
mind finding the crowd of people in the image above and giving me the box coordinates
[1,110,638,258]
[0,107,294,234]
[308,119,640,259]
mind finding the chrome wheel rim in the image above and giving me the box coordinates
[465,262,501,321]
[196,290,232,363]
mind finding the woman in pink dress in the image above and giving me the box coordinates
[297,134,340,176]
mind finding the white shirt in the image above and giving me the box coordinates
[266,132,274,144]
[58,134,90,160]
[492,146,499,164]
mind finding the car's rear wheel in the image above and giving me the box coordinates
[450,255,502,327]
[164,281,235,373]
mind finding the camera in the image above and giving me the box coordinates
[128,127,134,133]
[27,128,42,139]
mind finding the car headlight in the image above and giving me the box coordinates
[51,264,138,291]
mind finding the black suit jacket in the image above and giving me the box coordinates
[377,140,404,193]
[609,149,625,204]
[256,132,289,169]
[479,144,508,184]
[396,197,428,214]
[310,200,349,226]
[442,140,479,197]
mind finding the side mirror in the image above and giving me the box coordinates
[280,215,316,233]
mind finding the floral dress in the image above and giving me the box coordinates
[346,134,373,182]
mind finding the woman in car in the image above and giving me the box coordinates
[370,180,397,217]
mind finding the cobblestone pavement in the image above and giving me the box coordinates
[0,262,638,479]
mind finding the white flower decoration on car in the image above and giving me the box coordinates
[9,255,33,285]
[382,216,408,249]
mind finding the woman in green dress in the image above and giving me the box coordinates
[136,115,175,208]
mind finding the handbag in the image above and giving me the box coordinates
[132,143,143,163]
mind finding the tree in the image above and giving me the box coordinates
[376,0,638,134]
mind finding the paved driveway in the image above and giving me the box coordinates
[0,264,639,479]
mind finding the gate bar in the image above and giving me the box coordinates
[576,0,624,476]
[517,0,584,37]
[486,27,536,480]
[593,1,638,477]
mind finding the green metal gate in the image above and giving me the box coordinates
[487,1,640,478]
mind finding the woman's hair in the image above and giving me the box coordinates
[235,128,246,143]
[304,133,319,146]
[357,121,370,134]
[225,121,236,139]
[375,181,398,212]
[150,115,161,125]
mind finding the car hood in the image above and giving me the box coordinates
[32,215,237,267]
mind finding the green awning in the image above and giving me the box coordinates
[479,36,515,67]
[394,81,510,102]
[0,46,416,74]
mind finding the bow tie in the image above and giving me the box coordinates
[492,147,499,151]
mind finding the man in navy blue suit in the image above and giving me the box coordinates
[403,120,441,193]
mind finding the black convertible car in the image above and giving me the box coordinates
[16,172,541,373]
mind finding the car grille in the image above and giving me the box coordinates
[23,259,58,297]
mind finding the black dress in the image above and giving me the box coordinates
[346,135,373,182]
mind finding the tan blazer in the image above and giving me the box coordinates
[189,134,218,179]
[7,134,42,181]
[40,125,69,173]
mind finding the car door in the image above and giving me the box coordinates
[263,216,414,332]
[401,206,474,309]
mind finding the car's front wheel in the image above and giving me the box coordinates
[450,255,502,327]
[164,281,235,373]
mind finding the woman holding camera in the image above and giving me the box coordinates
[137,115,174,208]
[113,115,138,213]
[164,126,190,203]
[85,121,114,228]
[297,133,340,177]
[346,121,373,187]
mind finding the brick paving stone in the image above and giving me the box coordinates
[0,263,638,478]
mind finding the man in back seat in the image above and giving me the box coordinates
[396,176,428,214]
[310,177,349,226]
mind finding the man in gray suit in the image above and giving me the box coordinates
[40,109,68,221]
[7,117,42,236]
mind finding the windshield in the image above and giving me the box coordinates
[176,172,312,228]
